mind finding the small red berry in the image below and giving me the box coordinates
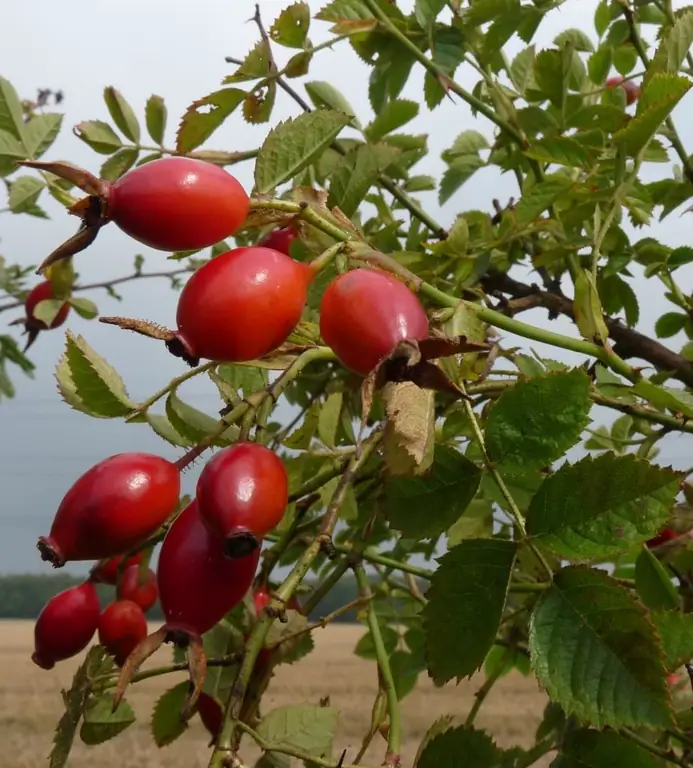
[171,247,312,364]
[606,76,641,106]
[105,157,249,251]
[91,552,144,585]
[32,581,100,669]
[157,501,261,637]
[118,564,158,613]
[259,226,297,256]
[197,693,223,740]
[253,585,271,616]
[98,600,148,667]
[38,453,181,567]
[320,268,429,375]
[646,527,678,549]
[24,281,70,330]
[196,443,288,557]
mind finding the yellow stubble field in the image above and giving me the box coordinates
[0,621,552,767]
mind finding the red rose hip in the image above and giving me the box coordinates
[38,452,181,567]
[320,268,429,375]
[105,157,249,251]
[171,246,312,364]
[198,693,223,741]
[118,564,158,613]
[91,552,144,585]
[25,281,70,331]
[32,581,100,669]
[606,76,641,106]
[157,500,260,637]
[196,443,289,557]
[646,527,678,549]
[259,226,297,256]
[98,600,148,666]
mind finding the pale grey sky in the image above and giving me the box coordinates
[2,0,693,573]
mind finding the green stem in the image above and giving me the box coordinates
[354,564,402,766]
[301,556,351,615]
[465,648,510,727]
[621,727,691,767]
[127,362,215,419]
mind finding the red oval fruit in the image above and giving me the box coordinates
[320,268,429,375]
[157,501,260,636]
[39,453,181,567]
[105,157,249,251]
[24,281,70,331]
[253,585,271,616]
[171,247,312,364]
[118,564,158,613]
[259,226,297,256]
[197,693,223,740]
[98,600,148,667]
[606,76,641,106]
[91,552,144,585]
[196,443,288,556]
[646,527,678,549]
[32,581,100,669]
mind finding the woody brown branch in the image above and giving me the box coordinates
[482,271,693,389]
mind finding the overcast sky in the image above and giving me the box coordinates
[1,0,693,574]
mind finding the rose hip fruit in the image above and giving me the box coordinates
[320,268,429,375]
[104,157,249,251]
[157,500,260,637]
[259,226,297,256]
[253,585,271,616]
[98,600,148,667]
[25,281,70,331]
[170,246,312,364]
[38,453,180,567]
[646,527,678,549]
[606,76,641,106]
[197,693,223,741]
[91,552,144,585]
[32,581,100,669]
[118,564,158,613]
[196,443,288,557]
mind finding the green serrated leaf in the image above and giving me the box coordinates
[166,389,236,444]
[145,95,167,145]
[423,538,518,683]
[553,727,662,768]
[68,296,98,319]
[515,179,570,226]
[270,2,310,48]
[256,704,338,759]
[151,682,189,747]
[652,612,693,673]
[254,110,350,194]
[529,566,673,729]
[318,391,342,447]
[74,120,123,154]
[80,694,135,745]
[0,129,25,177]
[365,99,419,143]
[385,445,481,539]
[55,331,135,418]
[655,311,687,339]
[8,175,45,213]
[24,113,63,158]
[510,45,537,95]
[417,724,500,767]
[284,400,321,449]
[439,155,485,205]
[329,143,400,217]
[0,76,26,143]
[103,87,140,143]
[146,412,191,447]
[486,368,591,472]
[316,0,375,34]
[526,453,681,561]
[99,147,139,181]
[635,546,681,612]
[176,88,246,154]
[305,81,360,129]
[414,0,446,28]
[524,136,595,168]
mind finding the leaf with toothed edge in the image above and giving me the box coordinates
[256,704,338,760]
[80,693,135,745]
[652,612,693,673]
[552,728,663,768]
[176,88,246,154]
[55,331,135,418]
[529,566,673,729]
[416,724,501,768]
[151,682,190,747]
[165,389,239,445]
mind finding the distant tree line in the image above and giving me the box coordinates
[0,572,362,623]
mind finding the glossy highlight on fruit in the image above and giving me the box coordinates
[91,552,144,585]
[39,453,181,567]
[98,600,148,666]
[157,500,260,636]
[118,564,158,613]
[320,268,429,375]
[197,442,288,556]
[32,581,100,669]
[606,76,641,106]
[105,157,249,251]
[24,281,70,331]
[172,246,312,364]
[259,225,297,256]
